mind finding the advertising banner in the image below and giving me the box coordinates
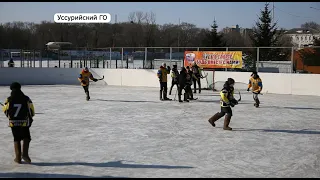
[184,51,243,69]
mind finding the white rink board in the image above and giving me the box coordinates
[0,85,319,178]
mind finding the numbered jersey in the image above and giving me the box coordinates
[2,95,35,127]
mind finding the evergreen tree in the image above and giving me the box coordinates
[202,19,225,48]
[250,3,284,62]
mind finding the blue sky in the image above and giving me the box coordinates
[0,2,319,30]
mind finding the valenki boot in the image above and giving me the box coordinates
[14,141,22,164]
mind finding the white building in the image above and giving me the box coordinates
[284,28,320,49]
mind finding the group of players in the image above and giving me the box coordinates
[157,62,204,102]
[156,63,263,131]
[1,65,262,164]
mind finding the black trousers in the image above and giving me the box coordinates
[83,85,89,93]
[185,84,192,94]
[11,127,31,142]
[178,84,185,96]
[185,84,193,99]
[170,80,179,93]
[193,76,201,92]
[160,82,167,91]
[220,106,233,116]
[253,92,260,104]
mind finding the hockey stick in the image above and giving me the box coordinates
[89,75,105,82]
[97,75,104,80]
[237,91,242,102]
[247,91,264,95]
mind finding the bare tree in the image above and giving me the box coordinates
[135,11,145,24]
[128,12,136,23]
[143,11,157,47]
[301,21,320,32]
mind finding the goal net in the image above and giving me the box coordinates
[201,69,248,93]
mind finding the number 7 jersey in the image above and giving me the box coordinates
[2,95,35,127]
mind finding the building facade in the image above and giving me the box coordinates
[284,28,320,49]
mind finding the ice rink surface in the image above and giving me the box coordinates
[0,85,319,178]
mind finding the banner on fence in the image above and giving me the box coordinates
[184,51,243,69]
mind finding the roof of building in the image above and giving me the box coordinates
[284,28,319,34]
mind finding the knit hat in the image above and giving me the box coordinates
[10,82,21,90]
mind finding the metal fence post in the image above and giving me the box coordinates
[109,48,112,68]
[144,47,147,69]
[40,50,42,68]
[58,49,61,68]
[20,49,23,68]
[256,47,259,73]
[225,47,228,71]
[121,48,123,69]
[291,47,294,73]
[170,47,172,67]
[197,47,200,51]
[47,51,49,68]
[169,47,172,61]
[33,50,36,68]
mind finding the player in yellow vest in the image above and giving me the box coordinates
[78,67,98,101]
[247,71,263,108]
[157,63,171,101]
[208,78,238,130]
[2,82,35,164]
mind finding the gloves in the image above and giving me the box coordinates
[93,79,98,82]
[247,88,250,92]
[227,102,235,107]
[231,99,238,105]
[29,119,33,127]
[81,80,86,84]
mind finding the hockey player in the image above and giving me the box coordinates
[157,63,171,101]
[247,71,263,107]
[186,66,197,100]
[208,78,238,130]
[78,67,98,101]
[178,67,189,102]
[169,64,179,95]
[191,62,202,94]
[2,82,35,164]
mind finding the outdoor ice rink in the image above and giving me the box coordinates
[0,85,319,178]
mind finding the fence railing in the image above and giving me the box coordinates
[1,46,319,74]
